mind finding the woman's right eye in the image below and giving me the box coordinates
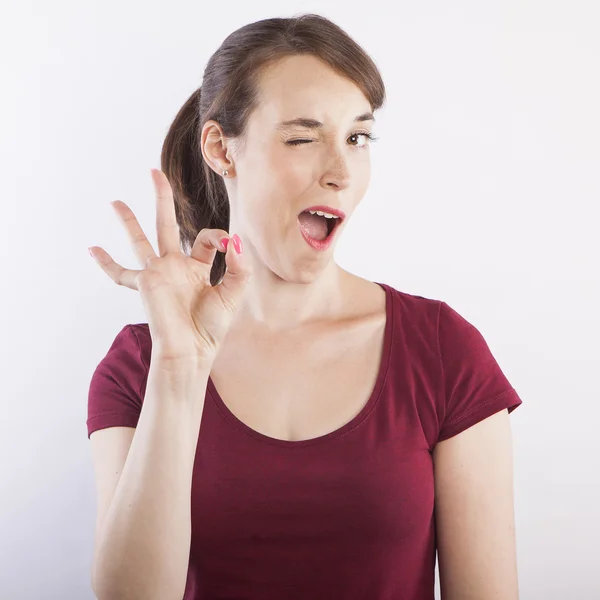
[286,139,313,146]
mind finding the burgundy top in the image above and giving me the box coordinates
[87,282,523,600]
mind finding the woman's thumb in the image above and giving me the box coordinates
[218,234,252,308]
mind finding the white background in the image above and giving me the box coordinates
[1,0,598,598]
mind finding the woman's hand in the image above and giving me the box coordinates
[89,168,252,369]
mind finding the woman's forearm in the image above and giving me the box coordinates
[93,357,209,600]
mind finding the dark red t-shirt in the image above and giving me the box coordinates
[87,282,522,600]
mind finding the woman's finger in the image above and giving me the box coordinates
[110,200,158,268]
[151,169,181,257]
[89,246,142,290]
[218,233,252,306]
[189,228,231,267]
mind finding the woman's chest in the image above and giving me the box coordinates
[208,314,387,443]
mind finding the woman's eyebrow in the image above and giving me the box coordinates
[276,112,375,130]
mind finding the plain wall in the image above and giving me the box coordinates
[1,0,598,598]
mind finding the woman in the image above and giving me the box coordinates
[87,13,522,600]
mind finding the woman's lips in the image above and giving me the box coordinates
[297,205,347,220]
[297,214,341,251]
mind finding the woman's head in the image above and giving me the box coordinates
[161,14,386,285]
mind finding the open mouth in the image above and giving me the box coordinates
[297,209,343,242]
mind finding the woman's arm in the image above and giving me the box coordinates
[92,358,209,600]
[433,408,520,600]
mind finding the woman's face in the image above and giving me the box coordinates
[226,54,375,283]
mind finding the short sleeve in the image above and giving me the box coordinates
[436,301,522,443]
[86,325,148,439]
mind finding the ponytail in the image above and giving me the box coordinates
[160,86,230,286]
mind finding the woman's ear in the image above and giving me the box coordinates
[201,119,235,176]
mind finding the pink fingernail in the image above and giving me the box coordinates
[88,247,94,258]
[232,234,243,254]
[220,237,229,251]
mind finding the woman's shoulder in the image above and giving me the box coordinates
[377,280,442,320]
[128,323,152,361]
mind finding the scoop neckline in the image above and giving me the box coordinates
[206,281,394,449]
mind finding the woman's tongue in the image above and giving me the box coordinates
[298,212,329,241]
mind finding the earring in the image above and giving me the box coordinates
[222,169,229,177]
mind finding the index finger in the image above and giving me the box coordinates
[151,168,181,257]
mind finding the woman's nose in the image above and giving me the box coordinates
[321,155,351,190]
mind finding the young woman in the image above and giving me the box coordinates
[87,13,522,600]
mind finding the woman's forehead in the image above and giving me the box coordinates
[253,64,371,127]
[259,55,362,97]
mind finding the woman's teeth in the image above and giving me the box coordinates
[306,210,340,220]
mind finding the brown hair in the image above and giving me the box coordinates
[160,13,386,285]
